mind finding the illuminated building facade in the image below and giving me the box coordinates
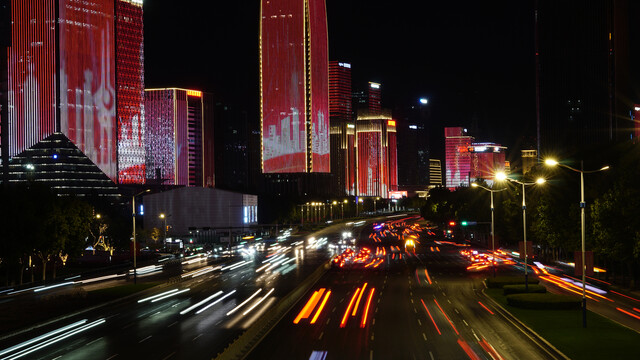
[521,149,537,174]
[429,159,442,187]
[352,82,382,114]
[116,0,145,184]
[260,0,329,174]
[468,143,506,185]
[144,88,214,187]
[633,105,640,142]
[2,0,145,193]
[329,61,355,195]
[444,127,474,190]
[356,109,397,197]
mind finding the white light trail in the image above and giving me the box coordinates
[226,289,262,316]
[180,291,224,315]
[33,282,75,293]
[196,290,236,314]
[242,288,275,316]
[138,289,179,303]
[0,320,87,357]
[151,288,190,302]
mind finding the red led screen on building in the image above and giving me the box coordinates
[116,0,145,184]
[358,131,381,197]
[59,0,117,181]
[308,0,330,172]
[6,0,57,157]
[388,131,398,191]
[261,0,307,173]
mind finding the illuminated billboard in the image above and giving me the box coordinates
[260,0,307,173]
[116,0,145,184]
[6,0,57,158]
[59,0,117,181]
[308,0,330,172]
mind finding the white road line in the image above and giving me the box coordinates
[106,355,119,360]
[423,333,427,341]
[371,333,374,341]
[410,299,414,303]
[86,337,102,346]
[332,307,337,312]
[417,319,422,326]
[447,300,451,304]
[373,318,376,325]
[161,352,175,360]
[370,350,374,360]
[167,321,177,328]
[192,334,203,341]
[429,351,435,360]
[139,335,152,343]
[442,292,446,296]
[454,308,459,314]
[463,320,469,327]
[471,329,480,342]
[326,318,330,325]
[414,308,417,313]
[318,331,324,340]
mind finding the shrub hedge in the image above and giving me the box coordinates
[486,276,540,289]
[506,293,581,310]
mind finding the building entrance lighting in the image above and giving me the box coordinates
[544,158,609,328]
[472,182,507,277]
[496,172,545,289]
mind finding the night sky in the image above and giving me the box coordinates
[144,1,536,159]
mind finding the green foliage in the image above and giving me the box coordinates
[506,293,581,310]
[503,284,547,295]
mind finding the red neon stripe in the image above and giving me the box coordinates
[617,307,640,320]
[420,299,441,335]
[340,288,361,328]
[478,301,494,315]
[360,288,375,328]
[352,283,367,316]
[310,290,331,324]
[610,290,640,303]
[434,299,459,335]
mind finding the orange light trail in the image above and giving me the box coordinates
[436,247,440,252]
[360,288,375,328]
[430,247,434,252]
[634,308,640,313]
[340,288,361,328]
[541,275,611,302]
[310,291,331,324]
[294,290,322,324]
[424,269,432,285]
[478,338,504,360]
[617,307,640,320]
[478,301,494,315]
[457,338,482,360]
[421,299,441,335]
[434,299,459,335]
[352,283,368,316]
[415,269,421,285]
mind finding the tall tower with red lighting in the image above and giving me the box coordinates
[260,0,329,174]
[444,127,474,190]
[329,61,355,195]
[356,109,397,197]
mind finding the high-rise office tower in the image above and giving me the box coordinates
[429,159,442,187]
[356,109,397,197]
[116,0,145,184]
[1,0,145,194]
[144,88,214,187]
[260,0,329,174]
[396,98,430,186]
[352,82,382,114]
[444,127,474,190]
[536,1,634,157]
[329,61,355,195]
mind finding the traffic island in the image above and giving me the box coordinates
[485,285,640,359]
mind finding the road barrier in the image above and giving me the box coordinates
[214,261,330,360]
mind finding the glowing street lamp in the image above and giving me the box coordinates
[544,158,609,328]
[496,172,545,290]
[471,182,507,277]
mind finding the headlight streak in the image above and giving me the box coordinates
[138,289,179,303]
[221,261,248,271]
[150,288,190,303]
[227,289,262,316]
[75,274,125,284]
[0,288,14,295]
[33,282,75,293]
[0,320,87,357]
[195,290,236,315]
[255,263,271,273]
[1,319,105,360]
[180,291,224,315]
[242,288,275,316]
[7,286,45,295]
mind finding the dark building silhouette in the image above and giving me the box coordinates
[214,102,249,192]
[396,99,430,187]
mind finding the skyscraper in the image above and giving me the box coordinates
[260,0,329,174]
[2,0,145,191]
[356,109,398,197]
[329,61,354,195]
[116,0,145,184]
[144,88,214,187]
[444,127,474,190]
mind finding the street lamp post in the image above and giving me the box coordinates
[159,213,167,245]
[544,159,609,328]
[496,172,545,291]
[471,183,506,277]
[332,200,337,220]
[132,189,150,284]
[341,199,347,219]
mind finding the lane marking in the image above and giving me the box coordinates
[429,351,434,360]
[139,335,152,343]
[423,333,427,341]
[318,331,324,340]
[417,319,422,326]
[86,337,102,346]
[106,355,119,360]
[161,352,175,360]
[454,308,459,314]
[463,320,469,326]
[167,321,177,328]
[326,319,330,325]
[370,350,374,360]
[192,334,203,341]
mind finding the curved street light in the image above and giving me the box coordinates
[544,159,609,328]
[496,172,546,290]
[471,182,507,277]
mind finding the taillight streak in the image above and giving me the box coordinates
[340,288,361,328]
[360,288,375,328]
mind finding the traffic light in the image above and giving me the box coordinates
[461,221,468,226]
[449,221,456,226]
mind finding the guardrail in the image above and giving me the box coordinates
[214,261,330,360]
